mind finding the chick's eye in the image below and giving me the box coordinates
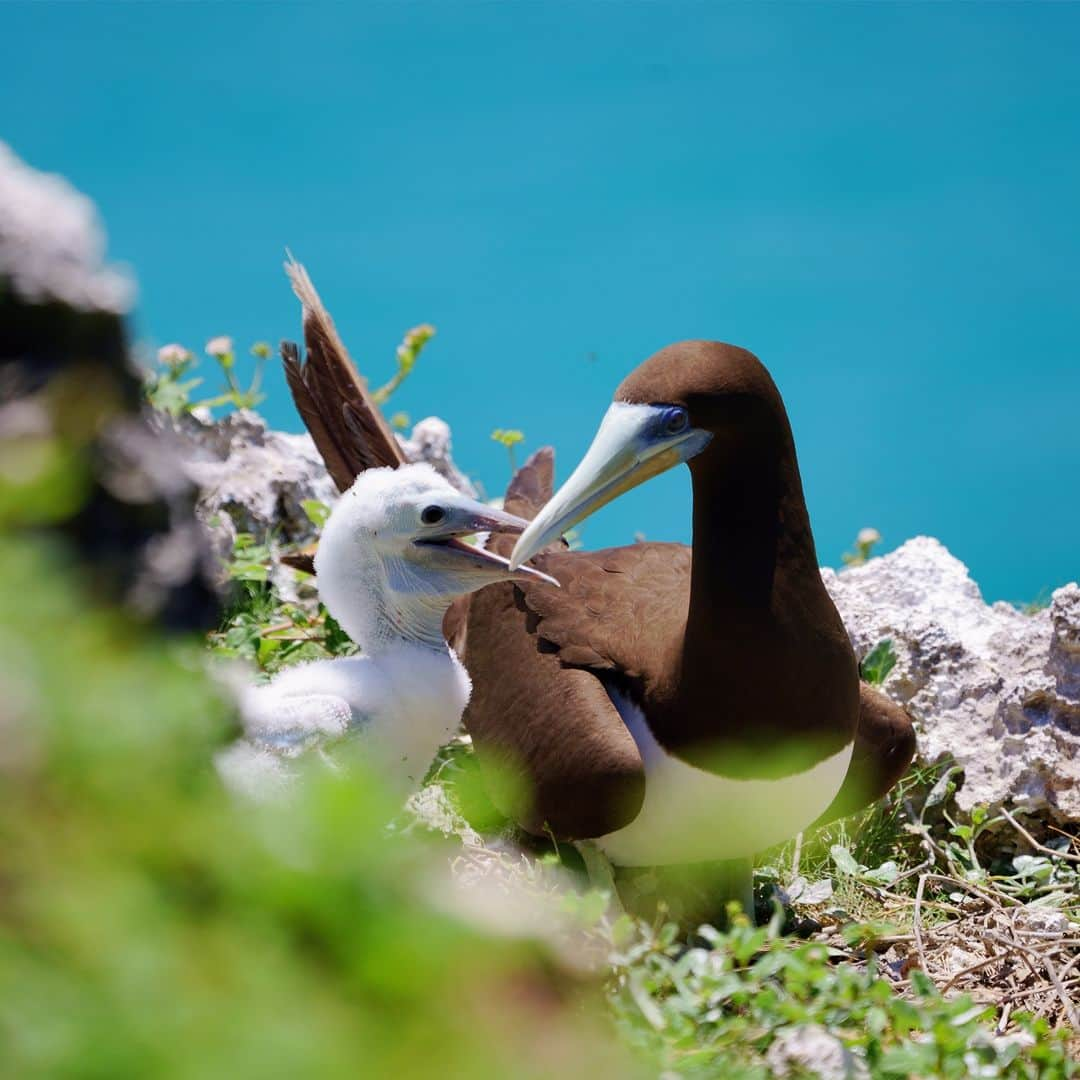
[662,408,689,435]
[420,505,446,525]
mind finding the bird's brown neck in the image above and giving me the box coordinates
[687,423,822,604]
[641,432,855,776]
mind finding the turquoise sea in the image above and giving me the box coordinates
[4,3,1077,602]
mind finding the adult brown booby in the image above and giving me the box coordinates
[280,283,915,901]
[463,343,915,873]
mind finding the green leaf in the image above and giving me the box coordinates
[860,860,899,885]
[301,499,331,528]
[878,1043,938,1075]
[830,844,860,876]
[1012,854,1052,880]
[859,638,897,686]
[923,764,962,809]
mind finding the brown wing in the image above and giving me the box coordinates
[812,682,917,827]
[516,542,693,680]
[459,448,645,840]
[463,578,645,839]
[282,256,406,492]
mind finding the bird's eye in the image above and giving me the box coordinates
[420,505,446,525]
[662,407,689,435]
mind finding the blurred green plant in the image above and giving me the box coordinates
[1019,587,1054,615]
[491,428,525,471]
[0,536,628,1079]
[144,338,270,417]
[300,499,331,529]
[608,911,1076,1077]
[209,530,355,674]
[842,527,883,567]
[372,325,436,406]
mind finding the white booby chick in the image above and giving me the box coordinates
[240,462,556,791]
[228,255,556,795]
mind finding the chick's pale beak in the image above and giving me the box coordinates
[416,495,559,586]
[509,402,712,569]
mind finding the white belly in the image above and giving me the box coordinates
[597,687,854,866]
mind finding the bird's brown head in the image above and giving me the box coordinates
[615,340,790,454]
[510,340,793,570]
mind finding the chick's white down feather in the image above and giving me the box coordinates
[235,464,483,793]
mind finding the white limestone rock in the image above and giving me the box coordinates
[155,408,336,598]
[398,415,479,498]
[765,1023,868,1079]
[163,409,336,543]
[822,538,1080,823]
[163,409,480,599]
[0,141,133,312]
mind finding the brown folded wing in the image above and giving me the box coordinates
[515,542,693,680]
[459,449,646,839]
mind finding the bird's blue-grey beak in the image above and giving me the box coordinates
[509,402,711,570]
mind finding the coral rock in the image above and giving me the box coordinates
[765,1023,868,1079]
[398,415,478,497]
[822,538,1080,823]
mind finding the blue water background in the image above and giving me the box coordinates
[4,3,1077,602]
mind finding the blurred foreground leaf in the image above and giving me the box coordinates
[0,537,628,1078]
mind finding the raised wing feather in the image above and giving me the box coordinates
[282,257,406,491]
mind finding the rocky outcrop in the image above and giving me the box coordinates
[0,142,133,313]
[165,408,480,596]
[398,416,478,498]
[0,142,219,630]
[823,538,1080,824]
[159,409,338,582]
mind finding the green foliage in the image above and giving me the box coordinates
[0,537,626,1079]
[609,914,1077,1078]
[372,324,436,406]
[300,499,331,529]
[842,527,883,567]
[860,638,898,686]
[937,801,1080,907]
[144,338,269,416]
[1019,587,1054,615]
[491,428,525,471]
[209,533,357,675]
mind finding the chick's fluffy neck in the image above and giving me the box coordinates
[315,537,454,657]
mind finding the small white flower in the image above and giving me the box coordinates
[205,335,233,358]
[857,527,882,547]
[157,343,189,366]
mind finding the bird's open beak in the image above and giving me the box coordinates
[509,402,712,569]
[415,496,560,586]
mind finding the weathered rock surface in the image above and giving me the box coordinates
[166,408,479,597]
[823,538,1080,824]
[0,141,133,313]
[1,141,219,629]
[398,415,478,498]
[159,409,337,576]
[765,1023,868,1080]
